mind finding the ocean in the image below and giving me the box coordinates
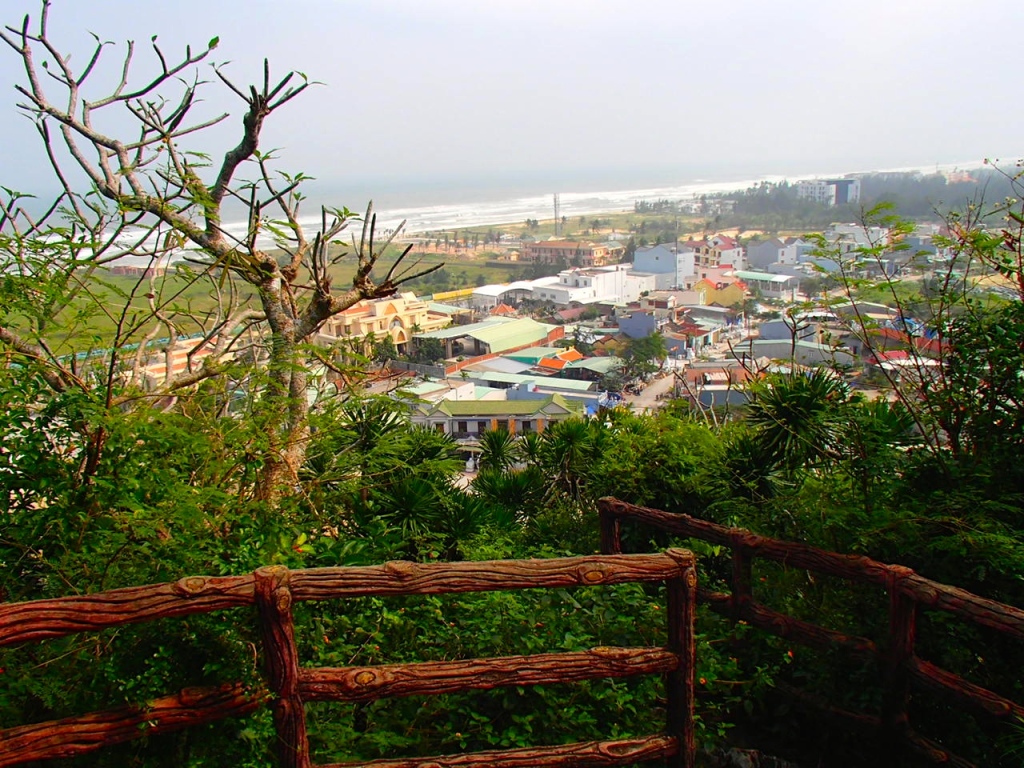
[236,159,984,240]
[69,159,984,263]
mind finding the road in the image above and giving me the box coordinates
[622,371,676,413]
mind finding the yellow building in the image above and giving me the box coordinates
[695,279,746,308]
[319,292,451,354]
[521,240,620,267]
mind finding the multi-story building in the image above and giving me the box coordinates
[528,264,656,306]
[682,236,746,270]
[317,291,451,354]
[632,243,697,289]
[521,240,618,267]
[796,178,861,206]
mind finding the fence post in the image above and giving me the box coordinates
[731,534,754,622]
[599,503,623,554]
[255,566,311,768]
[666,551,697,768]
[880,566,916,767]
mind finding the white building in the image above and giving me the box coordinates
[796,178,861,206]
[531,264,637,306]
[709,235,745,270]
[632,243,698,289]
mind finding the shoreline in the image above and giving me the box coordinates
[292,158,988,239]
[115,159,990,265]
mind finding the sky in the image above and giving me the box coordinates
[1,0,1021,205]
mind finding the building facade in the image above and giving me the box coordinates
[521,240,617,267]
[318,292,451,354]
[796,178,862,206]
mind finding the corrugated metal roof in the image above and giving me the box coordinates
[463,371,595,392]
[734,270,797,284]
[565,356,623,374]
[428,302,469,315]
[505,346,565,363]
[463,357,533,374]
[467,318,556,353]
[417,317,516,340]
[473,284,510,297]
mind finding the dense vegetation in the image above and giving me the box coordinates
[718,169,1019,233]
[1,6,1023,766]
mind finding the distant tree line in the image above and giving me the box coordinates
[718,168,1018,232]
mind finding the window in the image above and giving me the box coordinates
[520,420,534,433]
[457,421,468,433]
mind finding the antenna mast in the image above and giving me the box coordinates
[553,193,561,237]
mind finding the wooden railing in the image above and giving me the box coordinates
[0,550,697,768]
[598,497,1024,768]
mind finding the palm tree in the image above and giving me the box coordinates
[743,370,850,474]
[517,431,544,467]
[478,429,518,472]
[540,418,597,506]
[471,466,546,524]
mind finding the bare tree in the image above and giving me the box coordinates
[0,2,440,499]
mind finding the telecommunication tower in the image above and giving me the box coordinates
[553,193,561,237]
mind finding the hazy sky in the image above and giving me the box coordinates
[1,0,1021,201]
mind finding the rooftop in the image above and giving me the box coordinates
[462,371,596,392]
[426,393,584,417]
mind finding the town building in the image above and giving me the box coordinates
[521,240,618,267]
[414,317,561,359]
[632,243,697,289]
[796,178,862,206]
[732,270,799,302]
[410,393,583,439]
[317,292,451,355]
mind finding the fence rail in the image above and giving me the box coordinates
[598,496,1024,768]
[0,550,697,768]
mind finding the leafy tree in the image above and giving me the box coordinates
[371,335,398,363]
[407,336,446,364]
[0,7,440,502]
[622,332,667,380]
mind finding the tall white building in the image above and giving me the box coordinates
[796,178,861,206]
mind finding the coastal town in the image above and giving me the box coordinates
[130,174,969,455]
[3,3,1023,766]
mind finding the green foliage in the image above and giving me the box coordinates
[407,336,446,364]
[621,332,667,380]
[371,335,398,363]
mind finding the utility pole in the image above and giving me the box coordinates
[554,193,561,237]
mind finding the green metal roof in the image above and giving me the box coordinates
[416,317,556,354]
[403,380,449,396]
[468,318,556,353]
[426,393,580,417]
[417,317,516,341]
[734,270,797,284]
[504,346,565,363]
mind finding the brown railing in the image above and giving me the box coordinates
[0,550,697,768]
[598,497,1024,768]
